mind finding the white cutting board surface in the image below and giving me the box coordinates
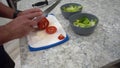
[27,14,69,51]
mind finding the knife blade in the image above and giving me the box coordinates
[43,0,61,16]
[33,0,61,21]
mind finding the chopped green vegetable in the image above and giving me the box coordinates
[73,17,97,28]
[62,5,82,12]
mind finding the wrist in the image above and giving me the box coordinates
[13,10,22,18]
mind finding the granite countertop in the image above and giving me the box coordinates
[18,0,120,68]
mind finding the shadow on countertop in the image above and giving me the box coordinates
[101,59,120,68]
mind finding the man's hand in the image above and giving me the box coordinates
[18,8,42,17]
[0,8,42,44]
[6,9,42,38]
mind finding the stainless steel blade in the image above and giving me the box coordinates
[43,0,61,16]
[33,0,61,21]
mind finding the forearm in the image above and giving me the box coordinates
[0,2,15,19]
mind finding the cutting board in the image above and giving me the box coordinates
[27,14,69,51]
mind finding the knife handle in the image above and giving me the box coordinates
[32,0,48,7]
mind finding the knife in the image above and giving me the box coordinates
[33,0,61,21]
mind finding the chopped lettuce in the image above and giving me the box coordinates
[73,17,97,28]
[62,5,82,12]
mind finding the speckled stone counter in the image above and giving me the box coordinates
[18,0,120,68]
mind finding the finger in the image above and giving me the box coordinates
[26,26,34,33]
[31,28,39,32]
[29,20,38,26]
[32,15,45,23]
[28,25,38,32]
[23,8,42,13]
[25,12,42,19]
[25,20,38,27]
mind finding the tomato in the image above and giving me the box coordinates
[58,34,65,40]
[38,17,49,30]
[46,26,57,34]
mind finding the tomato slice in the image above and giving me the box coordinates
[58,34,65,40]
[38,17,49,30]
[46,26,57,34]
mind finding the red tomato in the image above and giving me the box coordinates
[38,17,49,30]
[58,34,65,40]
[46,26,57,34]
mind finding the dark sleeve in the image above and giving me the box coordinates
[0,44,15,68]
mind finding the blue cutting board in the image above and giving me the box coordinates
[27,14,69,51]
